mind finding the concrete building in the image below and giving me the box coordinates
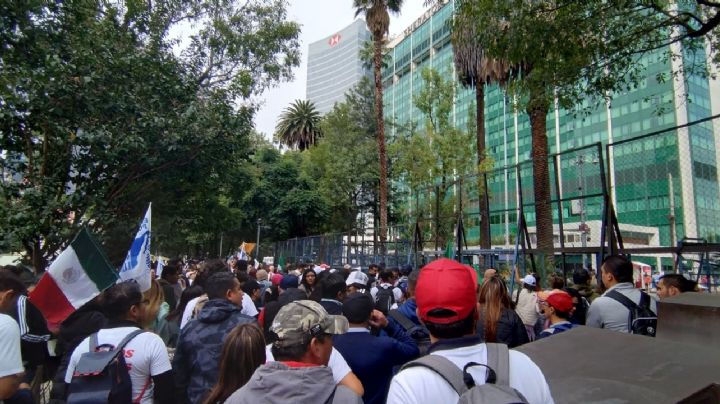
[382,1,720,270]
[307,19,371,115]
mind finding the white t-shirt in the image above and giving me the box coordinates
[64,327,172,404]
[386,343,554,404]
[0,313,23,378]
[264,345,351,384]
[180,293,258,329]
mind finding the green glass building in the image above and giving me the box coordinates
[383,1,720,267]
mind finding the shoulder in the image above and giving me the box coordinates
[333,385,363,404]
[0,313,19,333]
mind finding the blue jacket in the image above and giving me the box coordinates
[173,299,255,404]
[333,322,419,404]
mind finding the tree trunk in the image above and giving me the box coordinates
[528,100,554,270]
[373,38,388,255]
[476,85,491,249]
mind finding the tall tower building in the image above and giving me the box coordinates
[307,19,371,115]
[383,1,720,269]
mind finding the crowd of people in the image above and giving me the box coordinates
[0,253,701,403]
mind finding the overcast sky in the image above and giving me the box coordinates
[253,1,429,138]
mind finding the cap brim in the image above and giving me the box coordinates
[324,314,349,335]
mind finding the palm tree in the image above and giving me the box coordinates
[353,0,403,254]
[451,10,512,249]
[275,100,323,151]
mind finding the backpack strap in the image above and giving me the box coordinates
[401,355,468,396]
[114,329,146,353]
[638,291,653,312]
[89,333,99,352]
[485,343,510,386]
[388,309,417,332]
[605,290,639,311]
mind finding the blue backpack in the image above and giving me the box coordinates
[68,329,145,404]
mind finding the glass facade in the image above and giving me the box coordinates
[307,19,372,115]
[383,1,720,246]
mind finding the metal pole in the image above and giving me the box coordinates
[219,232,223,258]
[668,173,677,273]
[256,218,262,261]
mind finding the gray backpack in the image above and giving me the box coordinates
[400,343,529,404]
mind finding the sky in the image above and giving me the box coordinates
[253,0,429,139]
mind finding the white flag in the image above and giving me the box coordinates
[237,242,249,261]
[120,203,152,292]
[156,258,165,279]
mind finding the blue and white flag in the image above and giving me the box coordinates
[120,203,152,292]
[237,242,249,261]
[156,258,165,279]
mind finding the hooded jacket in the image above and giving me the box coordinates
[224,362,362,404]
[173,299,255,404]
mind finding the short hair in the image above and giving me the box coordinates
[103,282,142,320]
[160,263,180,280]
[368,264,380,271]
[423,309,476,339]
[408,269,421,291]
[573,269,591,286]
[549,272,565,289]
[205,272,238,300]
[602,255,633,283]
[194,259,229,288]
[320,273,346,299]
[271,333,329,361]
[659,274,698,293]
[0,270,27,294]
[379,269,394,283]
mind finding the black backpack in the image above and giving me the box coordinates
[606,290,657,337]
[375,285,395,314]
[67,329,145,403]
[401,343,529,403]
[388,309,431,355]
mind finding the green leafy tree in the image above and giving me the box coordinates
[353,0,404,253]
[275,100,323,151]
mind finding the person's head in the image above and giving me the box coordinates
[270,300,348,365]
[416,259,479,340]
[406,269,421,298]
[301,268,317,289]
[482,268,497,284]
[141,279,165,327]
[0,270,26,312]
[194,259,230,289]
[601,255,633,287]
[103,282,146,323]
[205,272,243,306]
[320,273,347,301]
[279,275,299,292]
[390,267,400,281]
[657,274,698,299]
[345,270,369,294]
[236,260,249,273]
[342,292,374,325]
[538,291,574,321]
[204,324,266,404]
[160,263,180,285]
[256,269,269,282]
[549,272,565,289]
[368,264,380,276]
[522,274,537,292]
[478,275,511,342]
[379,269,394,284]
[573,268,591,286]
[168,285,204,321]
[242,279,261,302]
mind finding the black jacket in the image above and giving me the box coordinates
[476,308,529,348]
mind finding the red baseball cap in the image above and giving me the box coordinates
[416,258,478,325]
[546,291,574,313]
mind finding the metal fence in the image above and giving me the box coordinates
[271,115,720,290]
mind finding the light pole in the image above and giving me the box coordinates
[256,218,262,260]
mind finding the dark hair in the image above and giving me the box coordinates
[167,285,204,322]
[320,273,346,300]
[271,333,330,361]
[236,260,249,273]
[424,309,476,339]
[203,324,265,404]
[573,269,591,286]
[103,282,143,320]
[379,269,394,283]
[194,259,229,288]
[368,264,380,271]
[659,274,698,293]
[549,272,565,289]
[236,271,250,286]
[478,277,511,342]
[242,279,260,295]
[205,272,238,300]
[407,270,421,295]
[0,270,27,294]
[160,263,180,280]
[300,268,316,290]
[601,255,633,283]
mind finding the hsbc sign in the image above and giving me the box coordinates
[328,34,341,47]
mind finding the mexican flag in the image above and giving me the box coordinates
[29,228,118,328]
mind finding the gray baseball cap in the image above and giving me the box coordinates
[270,300,349,348]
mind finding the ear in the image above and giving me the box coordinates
[225,288,234,300]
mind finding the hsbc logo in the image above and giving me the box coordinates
[328,34,341,47]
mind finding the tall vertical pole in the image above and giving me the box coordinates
[256,218,262,262]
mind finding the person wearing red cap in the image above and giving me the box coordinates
[536,291,578,339]
[386,258,554,404]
